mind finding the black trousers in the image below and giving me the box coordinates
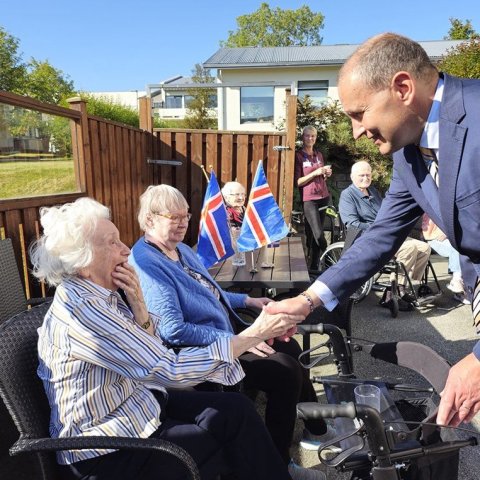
[63,391,291,480]
[303,197,330,269]
[239,338,326,463]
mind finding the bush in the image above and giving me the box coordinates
[79,93,139,127]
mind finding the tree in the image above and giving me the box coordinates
[444,17,479,40]
[183,64,217,130]
[25,59,75,104]
[0,26,27,93]
[437,39,480,78]
[221,2,324,47]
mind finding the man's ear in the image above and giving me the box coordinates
[391,71,415,105]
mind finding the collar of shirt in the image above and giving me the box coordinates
[419,77,444,154]
[66,276,123,307]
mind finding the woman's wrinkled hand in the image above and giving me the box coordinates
[247,341,276,357]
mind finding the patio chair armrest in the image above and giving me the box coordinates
[11,436,200,480]
[26,296,53,307]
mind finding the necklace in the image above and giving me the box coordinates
[145,238,180,261]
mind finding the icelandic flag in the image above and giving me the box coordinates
[197,170,234,268]
[237,161,289,252]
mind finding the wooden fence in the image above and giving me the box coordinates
[0,91,297,299]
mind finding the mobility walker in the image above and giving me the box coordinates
[296,322,478,480]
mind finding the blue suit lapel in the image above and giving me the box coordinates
[403,145,443,228]
[438,75,467,250]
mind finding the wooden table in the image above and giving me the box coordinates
[208,236,310,291]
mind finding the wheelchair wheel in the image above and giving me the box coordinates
[320,242,373,303]
[319,242,344,270]
[390,279,399,318]
[351,276,374,303]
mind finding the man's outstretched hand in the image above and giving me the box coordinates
[437,352,480,426]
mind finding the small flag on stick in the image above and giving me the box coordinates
[197,170,234,268]
[237,161,289,252]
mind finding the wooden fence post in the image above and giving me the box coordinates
[139,96,153,132]
[283,88,298,225]
[67,97,91,194]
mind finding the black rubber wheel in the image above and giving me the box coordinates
[351,276,374,303]
[390,279,399,318]
[319,242,344,270]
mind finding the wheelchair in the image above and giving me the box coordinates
[319,226,442,318]
[296,322,478,480]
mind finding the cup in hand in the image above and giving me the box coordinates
[354,384,381,412]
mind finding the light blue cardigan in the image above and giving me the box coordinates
[129,237,247,346]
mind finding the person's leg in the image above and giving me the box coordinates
[394,240,416,286]
[272,339,326,435]
[64,390,291,480]
[239,349,302,464]
[303,198,329,269]
[159,390,292,480]
[409,238,431,281]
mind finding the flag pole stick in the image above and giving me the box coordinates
[249,251,258,273]
[201,165,210,182]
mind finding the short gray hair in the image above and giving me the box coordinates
[30,197,110,286]
[302,125,317,136]
[138,184,189,231]
[339,33,437,91]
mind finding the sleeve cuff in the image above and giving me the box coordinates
[310,280,339,311]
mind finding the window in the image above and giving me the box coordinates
[184,95,194,108]
[0,103,79,200]
[298,80,329,108]
[165,95,183,108]
[240,87,274,124]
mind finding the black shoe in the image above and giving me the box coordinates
[398,298,415,311]
[400,292,417,304]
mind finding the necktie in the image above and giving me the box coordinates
[473,279,480,332]
[418,146,439,187]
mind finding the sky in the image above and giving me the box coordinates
[2,0,480,93]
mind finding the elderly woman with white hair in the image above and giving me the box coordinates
[221,181,246,227]
[129,185,333,480]
[30,196,306,480]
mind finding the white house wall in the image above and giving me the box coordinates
[218,66,341,132]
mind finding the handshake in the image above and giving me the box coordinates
[244,291,320,344]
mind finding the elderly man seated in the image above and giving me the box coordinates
[29,197,307,480]
[339,161,431,308]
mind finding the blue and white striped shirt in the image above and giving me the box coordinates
[37,276,244,465]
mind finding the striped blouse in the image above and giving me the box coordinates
[37,276,244,465]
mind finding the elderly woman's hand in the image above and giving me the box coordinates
[247,341,276,357]
[112,263,152,334]
[247,308,303,342]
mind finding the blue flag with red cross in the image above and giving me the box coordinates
[237,161,289,252]
[197,170,234,268]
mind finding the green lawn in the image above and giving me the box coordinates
[0,158,78,199]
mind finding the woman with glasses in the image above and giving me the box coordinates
[129,185,332,480]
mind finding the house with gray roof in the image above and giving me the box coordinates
[203,40,462,132]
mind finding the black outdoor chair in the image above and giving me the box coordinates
[0,238,50,324]
[0,302,200,480]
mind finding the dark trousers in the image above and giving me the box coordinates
[63,391,291,480]
[303,197,330,269]
[239,338,326,463]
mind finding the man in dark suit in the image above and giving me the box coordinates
[268,32,480,427]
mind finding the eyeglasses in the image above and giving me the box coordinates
[227,193,246,197]
[155,212,192,223]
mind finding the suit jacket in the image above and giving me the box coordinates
[320,73,479,313]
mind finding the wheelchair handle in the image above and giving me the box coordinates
[297,323,353,375]
[297,401,357,421]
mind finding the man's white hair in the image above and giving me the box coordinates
[30,197,110,287]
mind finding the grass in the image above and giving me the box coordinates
[0,158,78,199]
